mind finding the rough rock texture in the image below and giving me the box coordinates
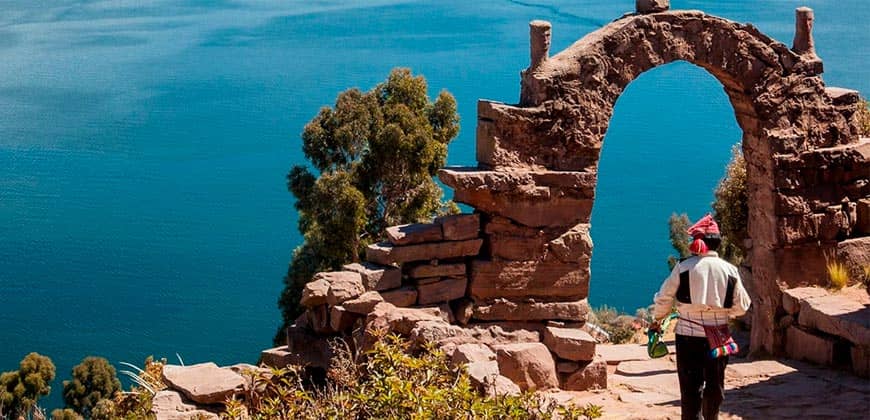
[416,276,468,305]
[300,277,330,308]
[782,287,829,315]
[366,239,483,265]
[451,343,497,366]
[150,390,219,420]
[386,222,443,245]
[636,0,669,14]
[381,287,418,307]
[798,294,870,346]
[436,213,481,240]
[342,291,385,314]
[543,327,596,361]
[162,363,246,405]
[471,260,588,301]
[837,237,870,282]
[405,262,466,278]
[472,299,590,322]
[342,262,402,291]
[786,326,835,365]
[325,271,365,306]
[562,357,607,391]
[494,342,559,391]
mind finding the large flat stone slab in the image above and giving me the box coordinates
[162,363,246,405]
[416,276,468,305]
[386,222,443,245]
[797,294,870,346]
[782,287,828,315]
[472,299,590,322]
[342,262,402,291]
[470,260,589,301]
[542,326,596,361]
[365,239,482,265]
[435,213,481,241]
[405,262,466,278]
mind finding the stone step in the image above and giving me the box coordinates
[797,293,870,346]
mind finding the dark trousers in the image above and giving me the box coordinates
[676,334,728,420]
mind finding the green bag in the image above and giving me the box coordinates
[647,312,678,358]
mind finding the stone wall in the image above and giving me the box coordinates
[264,2,869,391]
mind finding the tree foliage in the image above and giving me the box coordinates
[51,408,83,420]
[0,352,56,418]
[712,145,748,264]
[277,68,460,341]
[62,357,121,416]
[666,213,691,270]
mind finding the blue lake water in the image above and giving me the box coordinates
[0,0,867,410]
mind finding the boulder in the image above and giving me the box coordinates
[300,277,330,308]
[467,324,542,345]
[342,291,385,314]
[798,294,870,346]
[473,299,590,322]
[366,239,483,265]
[562,357,607,391]
[785,326,835,366]
[150,390,219,420]
[417,276,468,305]
[405,262,467,278]
[470,260,588,301]
[837,237,870,282]
[381,286,418,307]
[386,222,443,245]
[162,363,246,405]
[493,342,559,391]
[436,213,481,241]
[782,287,828,315]
[484,218,547,260]
[325,271,365,306]
[342,262,402,291]
[547,224,593,263]
[543,327,596,361]
[451,343,496,366]
[410,320,469,348]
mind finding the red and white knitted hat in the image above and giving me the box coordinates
[687,214,720,254]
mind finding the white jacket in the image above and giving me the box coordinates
[653,252,751,337]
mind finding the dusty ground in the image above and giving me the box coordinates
[546,343,870,419]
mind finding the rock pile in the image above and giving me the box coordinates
[262,210,608,393]
[151,362,261,419]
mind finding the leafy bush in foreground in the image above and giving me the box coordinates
[0,352,56,419]
[62,357,122,417]
[226,334,602,420]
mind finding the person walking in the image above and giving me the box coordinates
[650,214,751,420]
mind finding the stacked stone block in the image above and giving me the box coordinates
[781,287,870,377]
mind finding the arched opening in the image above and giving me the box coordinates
[589,61,742,313]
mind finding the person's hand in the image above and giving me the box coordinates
[648,320,662,334]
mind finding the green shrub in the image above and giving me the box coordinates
[666,213,691,270]
[589,305,640,344]
[0,352,56,418]
[231,334,602,419]
[712,145,748,265]
[857,99,870,136]
[51,408,83,420]
[62,357,122,416]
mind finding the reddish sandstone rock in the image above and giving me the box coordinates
[324,271,365,306]
[386,222,443,245]
[786,326,835,365]
[162,363,246,405]
[548,224,593,263]
[543,326,596,361]
[342,291,384,314]
[308,305,333,335]
[470,260,589,301]
[381,286,418,307]
[798,294,870,346]
[636,0,669,13]
[837,237,870,282]
[782,287,828,315]
[562,357,607,391]
[856,198,870,234]
[493,342,559,391]
[416,276,468,305]
[472,299,590,322]
[452,299,474,325]
[451,343,496,366]
[366,239,483,265]
[464,361,519,397]
[436,213,481,240]
[150,390,219,420]
[329,305,358,332]
[410,320,469,348]
[467,324,541,345]
[300,277,330,308]
[342,262,401,291]
[405,262,466,278]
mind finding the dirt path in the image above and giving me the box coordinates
[547,344,869,419]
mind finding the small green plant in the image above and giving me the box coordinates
[826,259,849,290]
[856,99,870,136]
[231,334,602,419]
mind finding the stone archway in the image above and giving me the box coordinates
[441,7,868,354]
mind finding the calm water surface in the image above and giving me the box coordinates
[0,0,867,410]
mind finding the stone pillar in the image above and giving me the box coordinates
[636,0,669,14]
[792,7,818,58]
[529,20,551,70]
